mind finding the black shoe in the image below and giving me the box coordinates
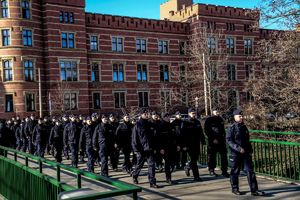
[193,177,202,182]
[222,172,230,178]
[150,183,160,188]
[251,191,265,196]
[232,190,241,195]
[209,171,218,177]
[133,178,138,184]
[166,179,173,185]
[184,166,190,177]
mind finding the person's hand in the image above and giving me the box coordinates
[213,139,219,144]
[183,147,187,151]
[177,146,181,151]
[114,144,118,148]
[153,150,157,154]
[240,148,245,154]
[160,149,165,155]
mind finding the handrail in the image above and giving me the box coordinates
[0,146,142,200]
[250,139,300,146]
[249,129,300,136]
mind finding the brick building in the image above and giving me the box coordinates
[0,0,271,118]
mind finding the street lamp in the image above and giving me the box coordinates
[195,96,199,118]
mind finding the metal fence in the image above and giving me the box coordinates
[199,129,300,184]
[0,146,141,200]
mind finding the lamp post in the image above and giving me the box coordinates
[195,96,199,118]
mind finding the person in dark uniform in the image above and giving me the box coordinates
[149,111,164,172]
[24,115,37,154]
[11,120,20,149]
[91,113,100,167]
[115,113,134,173]
[64,115,80,168]
[109,113,119,171]
[93,115,115,177]
[49,120,64,163]
[171,111,187,169]
[77,115,86,163]
[182,108,206,181]
[157,113,177,185]
[43,116,53,155]
[32,118,48,157]
[204,108,229,177]
[80,117,95,172]
[6,119,16,148]
[62,115,70,160]
[131,109,159,188]
[16,120,26,151]
[226,109,265,196]
[0,119,10,154]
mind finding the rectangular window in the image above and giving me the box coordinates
[69,12,74,23]
[64,92,77,110]
[138,91,149,107]
[228,90,237,109]
[181,90,188,106]
[226,23,235,31]
[64,12,69,23]
[5,94,13,112]
[227,64,236,80]
[61,32,74,48]
[60,11,74,23]
[244,24,252,32]
[136,39,146,53]
[208,65,217,81]
[113,63,124,82]
[59,11,64,22]
[1,0,8,18]
[160,90,171,108]
[180,65,186,81]
[90,36,98,51]
[159,65,169,82]
[22,0,30,19]
[24,60,34,81]
[208,37,216,54]
[158,40,168,54]
[137,64,147,82]
[91,63,99,82]
[2,29,10,46]
[23,29,32,46]
[226,37,235,54]
[245,64,253,80]
[25,93,35,112]
[179,41,185,55]
[93,92,101,109]
[60,61,78,81]
[244,39,253,55]
[3,60,12,81]
[207,21,216,30]
[112,37,123,52]
[114,92,125,108]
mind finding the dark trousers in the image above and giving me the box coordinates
[36,143,46,157]
[16,139,23,151]
[207,144,228,173]
[24,137,34,154]
[99,146,114,177]
[64,145,70,159]
[162,152,175,180]
[187,148,200,178]
[69,143,78,167]
[120,147,132,171]
[175,149,188,167]
[53,142,63,163]
[132,151,156,185]
[86,147,95,172]
[111,147,119,170]
[230,154,258,192]
[154,150,163,168]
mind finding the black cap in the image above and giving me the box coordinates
[233,109,243,116]
[101,114,108,119]
[139,108,148,115]
[91,113,98,118]
[109,113,116,118]
[123,113,129,117]
[62,114,68,118]
[188,108,196,113]
[163,113,170,118]
[86,116,91,121]
[69,114,75,118]
[151,111,159,116]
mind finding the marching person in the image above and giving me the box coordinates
[115,113,134,173]
[131,109,159,188]
[49,120,64,163]
[80,117,95,172]
[62,115,70,160]
[182,108,206,181]
[32,118,47,157]
[150,111,163,172]
[204,108,229,177]
[226,109,265,196]
[109,113,119,171]
[24,115,37,154]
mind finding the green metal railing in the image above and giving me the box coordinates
[0,146,141,200]
[200,129,300,183]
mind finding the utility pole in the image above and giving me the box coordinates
[202,53,208,116]
[38,68,42,118]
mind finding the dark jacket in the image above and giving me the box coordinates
[0,121,10,147]
[226,122,253,156]
[182,117,206,150]
[32,124,47,145]
[171,118,184,147]
[25,120,37,138]
[79,124,94,149]
[115,121,133,148]
[63,122,80,145]
[93,123,114,150]
[132,118,153,152]
[157,120,176,151]
[49,125,64,146]
[149,119,161,150]
[204,116,226,145]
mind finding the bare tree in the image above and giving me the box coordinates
[172,25,228,115]
[49,82,71,115]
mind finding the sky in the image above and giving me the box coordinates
[85,0,280,29]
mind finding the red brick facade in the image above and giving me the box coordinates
[0,0,271,118]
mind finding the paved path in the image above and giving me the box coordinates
[5,153,300,200]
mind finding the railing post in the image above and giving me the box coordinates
[25,156,29,167]
[57,165,61,182]
[77,173,81,189]
[133,192,137,200]
[39,159,43,174]
[14,152,17,161]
